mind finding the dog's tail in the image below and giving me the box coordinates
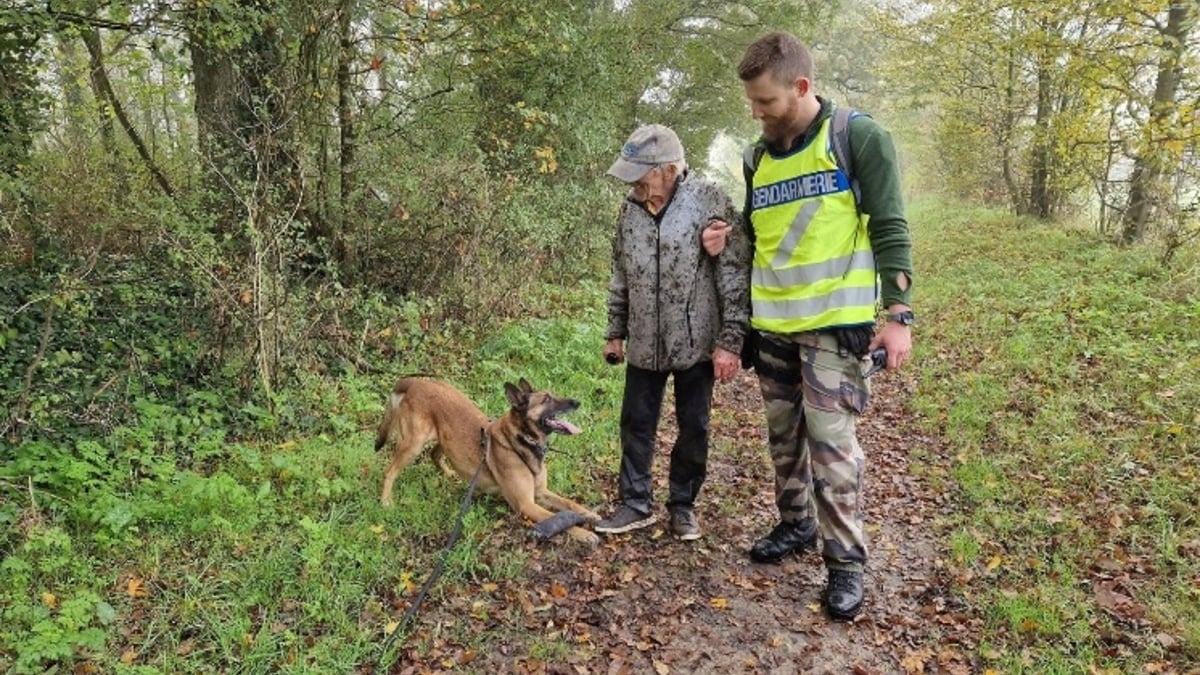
[375,378,420,452]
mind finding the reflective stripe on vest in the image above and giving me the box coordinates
[749,117,876,333]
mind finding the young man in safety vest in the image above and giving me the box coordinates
[704,31,914,621]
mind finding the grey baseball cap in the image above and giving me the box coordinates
[606,124,684,183]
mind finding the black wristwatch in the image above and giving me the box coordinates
[886,310,915,326]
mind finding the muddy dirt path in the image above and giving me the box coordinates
[393,368,971,674]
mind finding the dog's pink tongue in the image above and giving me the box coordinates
[559,420,582,435]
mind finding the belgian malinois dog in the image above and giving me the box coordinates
[375,376,601,545]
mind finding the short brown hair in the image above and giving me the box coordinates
[738,32,814,84]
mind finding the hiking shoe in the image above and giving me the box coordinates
[824,569,864,621]
[669,507,701,541]
[595,505,657,534]
[748,519,818,563]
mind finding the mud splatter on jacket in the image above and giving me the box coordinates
[605,172,751,372]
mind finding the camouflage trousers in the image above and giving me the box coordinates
[754,330,870,572]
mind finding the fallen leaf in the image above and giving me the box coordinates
[41,592,58,609]
[901,648,932,674]
[653,661,669,675]
[384,620,399,635]
[1094,581,1147,620]
[470,600,488,619]
[127,578,148,599]
[710,597,728,610]
[400,572,416,594]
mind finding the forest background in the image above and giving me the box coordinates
[1,0,1197,673]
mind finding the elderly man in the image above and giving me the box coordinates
[595,124,751,541]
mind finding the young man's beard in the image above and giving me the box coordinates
[759,97,804,145]
[761,118,791,144]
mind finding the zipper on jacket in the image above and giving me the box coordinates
[685,289,694,350]
[654,219,662,371]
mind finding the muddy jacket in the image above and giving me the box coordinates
[605,172,751,372]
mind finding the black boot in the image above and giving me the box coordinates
[748,520,817,563]
[824,569,863,621]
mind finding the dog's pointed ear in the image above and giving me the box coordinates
[518,377,533,393]
[504,381,526,408]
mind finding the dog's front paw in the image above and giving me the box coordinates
[572,529,601,547]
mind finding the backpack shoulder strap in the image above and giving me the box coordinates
[741,141,767,242]
[829,106,862,206]
[742,140,767,174]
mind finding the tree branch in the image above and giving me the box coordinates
[81,27,176,200]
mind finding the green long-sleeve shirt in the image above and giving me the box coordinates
[742,97,914,309]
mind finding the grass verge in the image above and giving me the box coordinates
[909,199,1200,673]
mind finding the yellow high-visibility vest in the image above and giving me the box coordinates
[749,118,876,333]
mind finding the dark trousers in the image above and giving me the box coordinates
[617,361,715,514]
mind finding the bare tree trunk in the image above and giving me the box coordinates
[1026,42,1055,219]
[1097,107,1122,235]
[1120,2,1190,245]
[336,0,356,270]
[1000,29,1018,209]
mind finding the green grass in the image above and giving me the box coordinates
[909,198,1200,672]
[0,297,625,673]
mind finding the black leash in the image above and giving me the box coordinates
[379,427,490,664]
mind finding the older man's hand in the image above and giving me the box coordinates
[702,219,731,256]
[713,347,740,381]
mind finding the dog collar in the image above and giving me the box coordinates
[515,433,549,477]
[518,433,549,459]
